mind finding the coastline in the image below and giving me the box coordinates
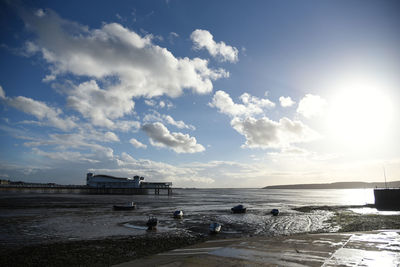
[2,204,400,266]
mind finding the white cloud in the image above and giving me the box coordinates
[142,122,204,153]
[33,148,99,163]
[22,10,228,123]
[113,120,140,132]
[144,99,174,109]
[0,86,76,131]
[297,94,326,118]
[143,111,195,130]
[67,80,135,128]
[231,116,320,149]
[144,99,156,107]
[129,138,147,149]
[0,85,5,99]
[170,32,179,38]
[35,9,45,18]
[209,90,275,117]
[104,131,120,142]
[279,96,295,107]
[23,132,115,159]
[191,29,238,63]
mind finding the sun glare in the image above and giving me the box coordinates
[327,79,394,150]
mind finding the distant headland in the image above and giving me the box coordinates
[263,181,400,189]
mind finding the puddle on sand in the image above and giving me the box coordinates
[210,247,324,267]
[324,248,400,266]
[349,207,400,216]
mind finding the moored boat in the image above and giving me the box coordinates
[173,210,183,219]
[231,204,246,213]
[271,209,279,216]
[209,222,221,234]
[146,217,158,230]
[113,202,136,210]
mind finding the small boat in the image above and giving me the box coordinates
[271,209,279,216]
[173,210,183,219]
[209,222,221,234]
[146,217,158,230]
[231,204,246,213]
[113,202,136,210]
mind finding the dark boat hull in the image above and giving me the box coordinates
[231,208,246,214]
[271,209,279,216]
[374,188,400,210]
[147,218,158,230]
[113,205,136,210]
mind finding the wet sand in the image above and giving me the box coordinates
[1,204,400,266]
[115,230,400,267]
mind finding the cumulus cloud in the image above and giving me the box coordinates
[67,80,135,128]
[191,29,238,63]
[104,131,119,142]
[129,138,147,149]
[231,116,320,149]
[209,90,275,117]
[279,96,295,107]
[297,94,326,118]
[0,86,76,131]
[143,111,195,130]
[23,10,228,95]
[21,9,228,127]
[142,122,205,153]
[209,90,321,149]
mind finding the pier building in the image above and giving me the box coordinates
[0,173,172,195]
[86,173,144,188]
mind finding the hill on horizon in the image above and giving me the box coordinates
[263,180,400,189]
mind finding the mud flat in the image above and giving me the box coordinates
[0,231,205,267]
[2,204,400,266]
[293,204,400,232]
[116,230,400,267]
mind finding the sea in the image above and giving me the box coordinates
[0,188,384,247]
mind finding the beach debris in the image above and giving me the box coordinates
[271,209,279,216]
[173,210,183,219]
[209,222,221,234]
[146,217,158,230]
[231,204,247,213]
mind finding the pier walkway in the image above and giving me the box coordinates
[0,184,172,195]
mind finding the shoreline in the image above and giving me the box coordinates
[2,204,400,266]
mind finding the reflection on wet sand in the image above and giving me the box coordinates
[118,230,400,267]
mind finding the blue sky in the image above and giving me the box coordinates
[1,0,400,187]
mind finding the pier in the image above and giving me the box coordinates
[0,184,173,195]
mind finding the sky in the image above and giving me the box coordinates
[0,0,399,187]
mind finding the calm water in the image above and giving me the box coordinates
[0,188,375,247]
